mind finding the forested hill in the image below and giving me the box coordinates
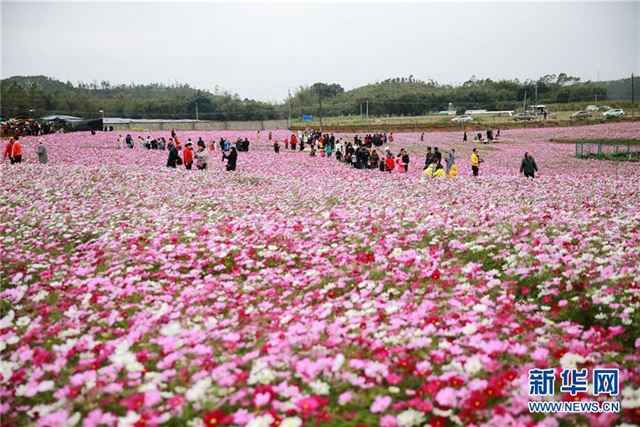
[1,74,637,120]
[0,75,282,121]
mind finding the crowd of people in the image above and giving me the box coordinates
[2,128,539,178]
[460,129,501,143]
[162,131,239,171]
[2,136,48,165]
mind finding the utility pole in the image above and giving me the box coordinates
[366,100,369,119]
[534,83,538,104]
[195,102,199,120]
[632,73,635,121]
[287,89,292,129]
[360,103,362,116]
[522,91,527,113]
[317,89,323,130]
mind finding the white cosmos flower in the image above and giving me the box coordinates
[280,417,302,427]
[397,409,425,427]
[464,357,483,375]
[247,414,274,427]
[559,353,587,369]
[309,380,330,395]
[462,323,477,335]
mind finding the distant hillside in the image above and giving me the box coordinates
[0,75,284,120]
[289,74,639,118]
[1,74,637,120]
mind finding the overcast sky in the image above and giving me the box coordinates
[1,1,639,102]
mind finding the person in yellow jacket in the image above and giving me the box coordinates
[470,148,481,176]
[433,166,445,178]
[423,162,435,178]
[448,164,458,177]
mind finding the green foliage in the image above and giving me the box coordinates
[1,74,636,121]
[0,76,286,121]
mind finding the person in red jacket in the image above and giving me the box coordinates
[11,138,23,164]
[183,142,193,170]
[3,138,14,164]
[385,152,395,172]
[290,133,297,151]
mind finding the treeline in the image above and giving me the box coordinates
[0,76,284,120]
[289,74,638,118]
[1,74,637,121]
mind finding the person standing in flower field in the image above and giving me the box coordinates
[273,140,280,153]
[37,139,48,164]
[183,142,194,170]
[166,142,180,168]
[223,146,237,171]
[520,152,539,178]
[195,143,208,170]
[11,137,23,164]
[433,147,442,165]
[470,148,482,176]
[3,137,15,163]
[423,146,434,170]
[445,149,456,176]
[396,152,406,173]
[385,152,395,172]
[401,149,410,172]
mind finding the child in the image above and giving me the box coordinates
[385,154,395,172]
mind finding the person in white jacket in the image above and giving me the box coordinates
[37,138,48,164]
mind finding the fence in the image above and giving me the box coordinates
[575,142,640,161]
[108,119,289,131]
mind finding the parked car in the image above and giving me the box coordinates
[569,111,592,120]
[602,108,625,118]
[600,105,612,111]
[586,105,599,112]
[512,113,537,121]
[451,115,473,123]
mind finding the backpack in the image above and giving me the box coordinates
[176,156,183,166]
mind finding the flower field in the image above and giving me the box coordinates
[1,122,640,427]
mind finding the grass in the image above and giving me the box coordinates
[551,138,640,162]
[550,138,640,145]
[290,112,633,132]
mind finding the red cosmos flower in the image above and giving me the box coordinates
[448,377,464,388]
[135,350,149,363]
[121,393,145,411]
[418,380,444,397]
[466,392,487,410]
[316,410,332,423]
[502,369,518,383]
[396,355,416,374]
[356,252,375,264]
[202,410,229,426]
[430,269,441,280]
[32,348,53,366]
[429,416,448,427]
[459,408,477,424]
[483,385,500,399]
[67,385,82,398]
